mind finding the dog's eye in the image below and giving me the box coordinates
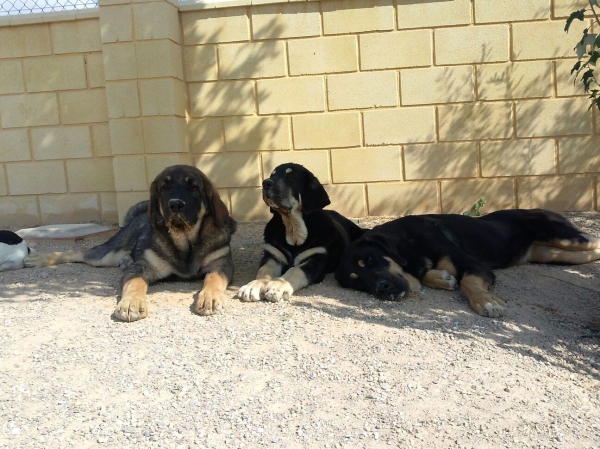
[160,183,168,192]
[365,257,374,267]
[190,184,200,192]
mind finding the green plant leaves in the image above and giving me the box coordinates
[565,8,587,32]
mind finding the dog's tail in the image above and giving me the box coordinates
[122,200,149,227]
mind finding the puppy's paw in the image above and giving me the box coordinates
[237,279,268,302]
[113,294,148,322]
[263,278,294,303]
[24,252,54,268]
[470,292,506,318]
[438,270,457,290]
[195,288,228,316]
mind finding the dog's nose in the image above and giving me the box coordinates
[262,179,274,189]
[168,199,185,212]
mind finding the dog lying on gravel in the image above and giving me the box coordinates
[237,163,363,303]
[25,165,236,321]
[0,231,34,272]
[335,209,600,318]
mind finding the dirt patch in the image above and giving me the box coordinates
[1,213,599,448]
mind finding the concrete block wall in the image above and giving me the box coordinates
[0,0,599,226]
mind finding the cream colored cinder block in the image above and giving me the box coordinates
[182,8,249,45]
[0,168,7,196]
[133,2,180,43]
[556,59,587,97]
[438,102,512,141]
[323,0,394,35]
[559,135,600,173]
[404,142,477,180]
[293,113,360,150]
[105,81,141,118]
[518,176,593,210]
[474,0,549,23]
[252,2,320,40]
[102,42,137,80]
[139,78,186,117]
[0,130,30,162]
[516,98,591,138]
[100,192,119,224]
[0,197,40,228]
[288,36,357,76]
[24,55,87,92]
[183,46,218,82]
[224,116,290,152]
[0,24,51,59]
[263,151,330,182]
[401,66,474,105]
[481,139,555,177]
[397,0,471,29]
[219,41,286,79]
[51,19,102,54]
[331,147,401,183]
[360,30,432,70]
[553,0,590,18]
[40,194,100,225]
[113,156,147,191]
[136,40,183,80]
[109,118,144,154]
[435,25,509,65]
[195,153,262,188]
[146,154,193,181]
[92,123,112,157]
[188,119,224,153]
[142,116,188,153]
[0,93,59,128]
[99,4,133,43]
[59,89,109,124]
[32,126,92,160]
[441,179,515,213]
[67,158,115,192]
[7,161,67,195]
[513,21,585,60]
[324,184,366,217]
[477,61,552,100]
[368,182,439,215]
[0,60,25,94]
[364,108,435,145]
[257,77,325,114]
[328,71,397,110]
[230,188,271,221]
[189,81,255,117]
[117,191,150,225]
[87,53,106,88]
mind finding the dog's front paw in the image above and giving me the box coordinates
[113,294,148,322]
[263,278,294,303]
[237,279,268,302]
[470,292,506,318]
[195,288,228,316]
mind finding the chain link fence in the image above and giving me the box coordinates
[0,0,98,16]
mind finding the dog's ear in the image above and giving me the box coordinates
[362,233,407,267]
[300,173,330,214]
[204,177,229,228]
[148,180,165,227]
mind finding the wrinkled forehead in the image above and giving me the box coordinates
[158,167,204,185]
[269,164,304,179]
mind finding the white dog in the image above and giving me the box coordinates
[0,231,34,272]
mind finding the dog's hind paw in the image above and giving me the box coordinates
[24,252,53,268]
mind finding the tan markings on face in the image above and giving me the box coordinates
[350,273,358,279]
[280,196,307,246]
[435,257,458,277]
[264,244,288,266]
[422,269,457,290]
[294,247,327,266]
[530,243,600,264]
[460,274,505,318]
[286,168,292,174]
[383,256,420,291]
[358,260,365,267]
[271,170,276,176]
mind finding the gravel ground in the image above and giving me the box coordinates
[1,213,599,449]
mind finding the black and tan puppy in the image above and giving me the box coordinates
[237,163,363,303]
[335,209,600,317]
[25,165,236,321]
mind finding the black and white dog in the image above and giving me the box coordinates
[0,231,34,272]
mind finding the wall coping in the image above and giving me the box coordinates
[0,8,99,27]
